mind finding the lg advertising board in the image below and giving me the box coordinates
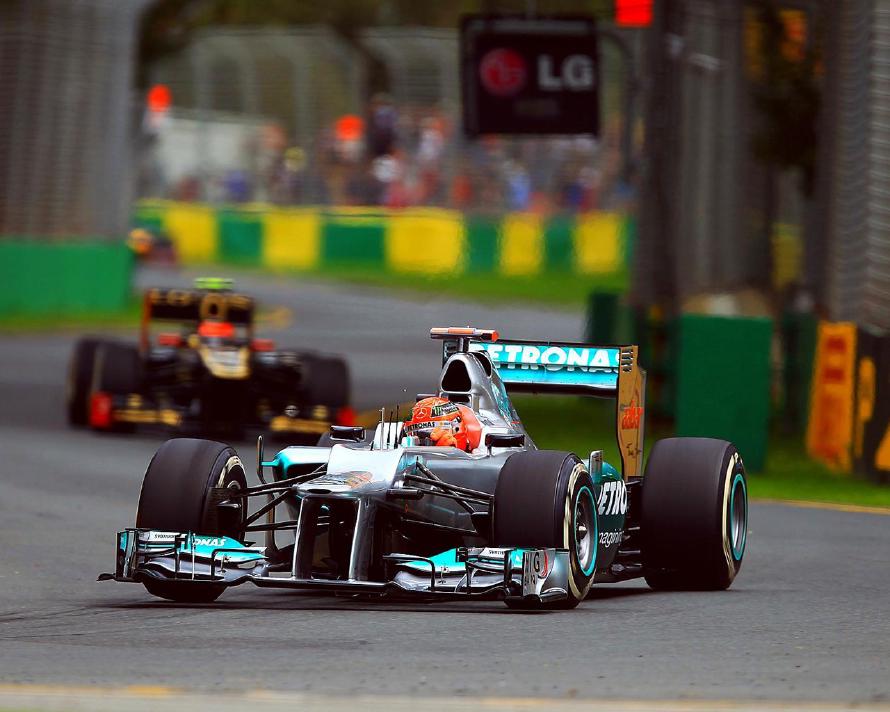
[461,15,600,136]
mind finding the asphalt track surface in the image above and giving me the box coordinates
[1,266,889,710]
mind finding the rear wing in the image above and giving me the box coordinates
[440,334,646,477]
[140,287,255,350]
[143,287,254,324]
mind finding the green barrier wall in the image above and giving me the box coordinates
[465,215,500,273]
[321,213,387,267]
[675,314,773,471]
[543,216,575,273]
[0,240,133,316]
[218,209,263,265]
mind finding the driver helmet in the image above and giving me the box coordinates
[403,396,482,451]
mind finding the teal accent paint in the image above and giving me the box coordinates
[402,548,526,573]
[602,462,619,479]
[271,449,300,474]
[730,474,747,561]
[179,534,264,563]
[575,486,597,576]
[592,462,618,488]
[140,533,264,564]
[471,341,621,392]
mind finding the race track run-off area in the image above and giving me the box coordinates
[0,268,888,710]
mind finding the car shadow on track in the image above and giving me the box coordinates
[90,584,653,616]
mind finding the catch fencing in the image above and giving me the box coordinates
[864,1,890,332]
[0,0,148,239]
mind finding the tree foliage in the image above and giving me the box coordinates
[747,1,821,197]
[139,0,613,87]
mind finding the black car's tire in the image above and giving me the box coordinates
[301,354,350,408]
[136,438,247,603]
[641,437,748,591]
[493,451,598,609]
[89,342,142,432]
[66,337,102,425]
[92,341,141,394]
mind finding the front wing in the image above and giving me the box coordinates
[90,392,333,436]
[101,529,571,605]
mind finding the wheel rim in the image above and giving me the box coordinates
[729,473,747,561]
[211,457,245,539]
[574,486,597,576]
[219,477,244,538]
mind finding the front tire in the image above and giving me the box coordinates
[493,451,597,609]
[92,341,140,395]
[641,437,747,590]
[89,341,141,432]
[136,438,247,602]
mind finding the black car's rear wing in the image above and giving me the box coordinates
[140,287,255,350]
[143,287,254,324]
[437,330,646,478]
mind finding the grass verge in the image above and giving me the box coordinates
[278,264,626,309]
[0,301,141,333]
[514,395,890,510]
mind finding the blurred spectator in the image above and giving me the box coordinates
[223,170,252,203]
[505,161,532,211]
[367,93,398,158]
[141,96,629,214]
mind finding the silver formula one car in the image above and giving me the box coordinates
[102,327,748,609]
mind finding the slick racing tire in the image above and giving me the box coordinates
[92,341,141,394]
[493,451,597,609]
[641,438,748,591]
[89,341,141,432]
[66,337,102,426]
[301,354,350,408]
[136,438,247,603]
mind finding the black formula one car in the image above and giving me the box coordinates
[103,327,748,609]
[67,278,353,438]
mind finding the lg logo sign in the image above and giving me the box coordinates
[479,48,595,97]
[538,55,595,91]
[461,15,600,135]
[479,48,527,96]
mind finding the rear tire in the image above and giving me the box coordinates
[136,438,247,603]
[641,437,747,590]
[493,451,597,609]
[66,337,101,425]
